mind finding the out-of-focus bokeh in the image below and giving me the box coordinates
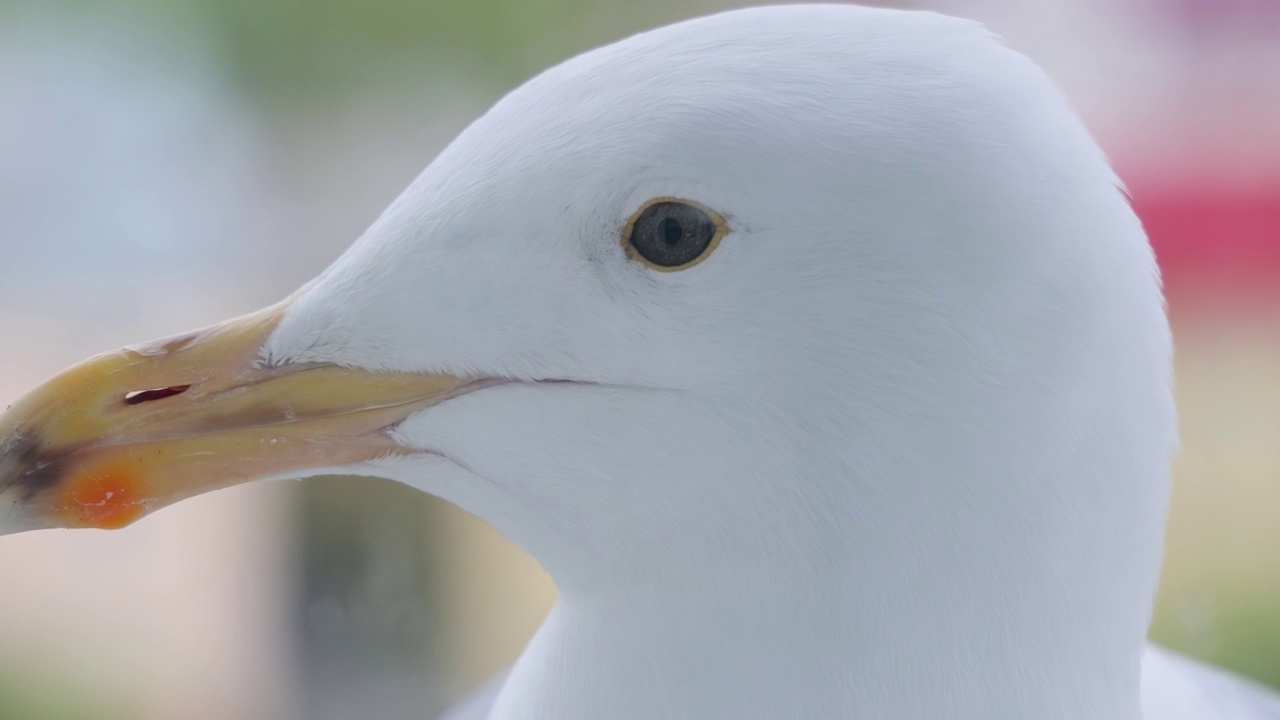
[0,0,1276,717]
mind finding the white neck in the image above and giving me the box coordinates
[488,447,1158,720]
[491,554,1142,720]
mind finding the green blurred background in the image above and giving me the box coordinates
[1,0,1278,717]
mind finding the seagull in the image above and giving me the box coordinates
[0,4,1277,719]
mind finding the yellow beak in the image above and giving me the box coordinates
[0,299,485,534]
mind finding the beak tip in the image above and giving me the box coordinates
[0,488,40,537]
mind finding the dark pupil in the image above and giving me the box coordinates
[628,201,716,268]
[659,217,684,246]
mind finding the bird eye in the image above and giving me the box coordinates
[623,198,726,271]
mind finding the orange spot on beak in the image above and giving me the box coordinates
[55,464,151,529]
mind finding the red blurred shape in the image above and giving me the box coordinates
[1129,177,1280,313]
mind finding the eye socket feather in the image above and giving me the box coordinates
[622,197,727,271]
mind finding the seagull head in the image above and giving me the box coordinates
[0,6,1175,714]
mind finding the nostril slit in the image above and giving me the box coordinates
[124,385,192,405]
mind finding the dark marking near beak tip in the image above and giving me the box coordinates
[11,457,67,502]
[1,430,63,501]
[0,431,40,467]
[125,385,192,406]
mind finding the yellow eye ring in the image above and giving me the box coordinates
[622,197,728,272]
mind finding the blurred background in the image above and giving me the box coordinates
[0,0,1276,717]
